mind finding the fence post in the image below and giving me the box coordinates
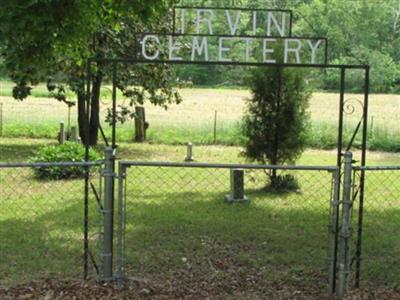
[337,151,353,298]
[116,162,126,282]
[327,168,340,295]
[101,147,114,281]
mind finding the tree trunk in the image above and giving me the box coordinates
[77,70,102,146]
[77,90,87,144]
[88,71,102,146]
[134,106,146,142]
[271,67,282,187]
[271,169,278,187]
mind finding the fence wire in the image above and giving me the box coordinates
[117,162,337,294]
[0,162,102,286]
[352,167,400,287]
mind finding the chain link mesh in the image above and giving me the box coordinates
[0,164,102,286]
[118,163,336,292]
[352,167,400,286]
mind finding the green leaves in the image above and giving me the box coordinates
[243,66,311,167]
[30,142,101,180]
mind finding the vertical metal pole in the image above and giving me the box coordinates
[83,60,92,280]
[116,162,126,281]
[327,168,340,295]
[112,62,117,150]
[331,67,346,292]
[337,151,353,298]
[337,68,345,168]
[111,63,117,279]
[355,66,370,287]
[101,147,114,281]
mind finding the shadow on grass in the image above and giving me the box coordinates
[0,198,100,286]
[0,141,54,162]
[121,190,330,290]
[0,185,398,290]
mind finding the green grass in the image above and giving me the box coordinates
[122,165,333,292]
[0,138,399,290]
[0,167,101,285]
[1,86,399,152]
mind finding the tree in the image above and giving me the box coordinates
[242,66,310,189]
[0,0,181,145]
[295,0,400,92]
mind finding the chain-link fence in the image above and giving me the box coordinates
[0,161,103,286]
[1,154,399,297]
[116,161,338,294]
[351,166,400,287]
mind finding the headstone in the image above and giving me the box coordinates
[225,169,250,203]
[184,142,194,162]
[70,126,79,142]
[58,122,66,144]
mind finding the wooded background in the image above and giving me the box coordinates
[173,0,400,93]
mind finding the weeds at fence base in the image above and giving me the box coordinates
[264,175,301,194]
[1,278,399,300]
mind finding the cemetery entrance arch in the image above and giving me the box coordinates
[83,6,370,294]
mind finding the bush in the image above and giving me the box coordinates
[266,174,300,192]
[30,142,101,180]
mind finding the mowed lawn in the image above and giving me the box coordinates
[1,86,400,150]
[0,138,399,292]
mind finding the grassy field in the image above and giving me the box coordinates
[0,138,399,293]
[1,82,400,151]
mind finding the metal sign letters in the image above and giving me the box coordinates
[138,7,327,65]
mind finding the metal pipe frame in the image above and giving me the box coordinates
[173,6,293,13]
[0,161,104,168]
[354,66,370,288]
[327,168,340,295]
[88,57,365,69]
[116,163,127,281]
[83,60,93,280]
[354,165,400,171]
[120,161,337,171]
[101,147,114,281]
[84,50,370,293]
[140,32,328,41]
[330,67,346,292]
[337,152,354,298]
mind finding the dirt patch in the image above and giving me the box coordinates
[1,278,399,300]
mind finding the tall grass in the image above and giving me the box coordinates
[3,115,400,152]
[1,86,399,152]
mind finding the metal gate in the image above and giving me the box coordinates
[350,165,400,288]
[113,160,340,295]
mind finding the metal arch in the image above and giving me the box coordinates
[81,4,371,292]
[87,57,366,69]
[83,56,370,293]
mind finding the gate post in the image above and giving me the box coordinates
[101,147,114,281]
[116,162,126,281]
[327,167,340,295]
[337,152,353,298]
